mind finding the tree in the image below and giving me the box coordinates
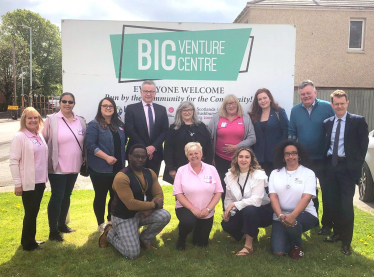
[0,9,62,104]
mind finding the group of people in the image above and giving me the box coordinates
[10,79,368,260]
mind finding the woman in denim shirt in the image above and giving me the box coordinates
[85,97,126,232]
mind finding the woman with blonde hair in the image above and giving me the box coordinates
[173,142,223,251]
[221,147,272,256]
[10,107,48,251]
[208,94,256,206]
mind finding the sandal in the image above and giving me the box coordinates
[235,245,253,256]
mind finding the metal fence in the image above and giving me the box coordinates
[293,89,374,131]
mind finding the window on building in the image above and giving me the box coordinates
[349,19,365,51]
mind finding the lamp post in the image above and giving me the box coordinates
[21,66,26,111]
[19,25,32,107]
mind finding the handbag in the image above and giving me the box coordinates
[62,118,90,177]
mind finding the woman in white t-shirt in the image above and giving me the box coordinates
[221,147,273,256]
[269,141,318,260]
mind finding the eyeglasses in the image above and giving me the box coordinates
[182,109,193,113]
[142,90,156,95]
[61,100,74,104]
[101,104,114,109]
[226,102,237,107]
[284,152,298,157]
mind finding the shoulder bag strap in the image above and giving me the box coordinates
[62,117,83,152]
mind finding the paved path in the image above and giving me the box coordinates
[0,118,373,215]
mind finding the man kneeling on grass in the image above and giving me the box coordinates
[99,144,171,259]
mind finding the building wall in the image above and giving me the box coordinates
[237,8,374,88]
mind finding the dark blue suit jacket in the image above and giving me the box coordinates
[125,101,169,160]
[324,112,369,180]
[252,108,289,163]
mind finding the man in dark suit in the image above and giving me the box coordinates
[125,80,169,176]
[323,90,369,255]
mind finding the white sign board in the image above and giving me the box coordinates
[62,20,296,123]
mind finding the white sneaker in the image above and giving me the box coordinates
[97,223,106,233]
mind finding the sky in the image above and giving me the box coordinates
[0,0,247,28]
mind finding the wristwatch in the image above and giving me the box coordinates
[206,207,212,213]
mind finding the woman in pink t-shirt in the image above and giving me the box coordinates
[10,107,48,251]
[207,95,256,208]
[42,92,86,242]
[173,142,223,251]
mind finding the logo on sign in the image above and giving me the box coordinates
[168,107,174,113]
[117,106,123,116]
[110,26,253,83]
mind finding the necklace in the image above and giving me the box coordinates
[285,165,300,189]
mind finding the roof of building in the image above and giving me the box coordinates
[234,0,374,22]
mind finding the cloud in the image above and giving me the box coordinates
[0,0,246,28]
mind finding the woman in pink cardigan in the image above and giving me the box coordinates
[9,107,48,251]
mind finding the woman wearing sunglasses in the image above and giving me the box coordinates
[269,140,318,260]
[85,97,126,232]
[221,147,272,256]
[42,92,86,242]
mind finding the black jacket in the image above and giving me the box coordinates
[324,112,369,181]
[125,101,169,160]
[163,122,213,183]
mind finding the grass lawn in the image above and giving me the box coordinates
[1,186,374,277]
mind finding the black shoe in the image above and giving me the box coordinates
[58,225,76,233]
[318,226,331,236]
[35,240,45,245]
[323,234,342,243]
[176,238,186,251]
[341,245,352,255]
[49,231,64,242]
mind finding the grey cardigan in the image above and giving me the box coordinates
[42,112,86,173]
[207,113,256,159]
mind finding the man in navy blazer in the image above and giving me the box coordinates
[323,90,369,255]
[125,80,169,176]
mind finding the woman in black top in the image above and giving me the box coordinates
[163,101,213,184]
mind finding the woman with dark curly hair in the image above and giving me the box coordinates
[85,97,126,232]
[221,147,273,256]
[269,140,318,260]
[249,88,288,177]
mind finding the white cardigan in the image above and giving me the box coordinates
[224,169,270,211]
[9,131,48,191]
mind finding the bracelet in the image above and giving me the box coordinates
[154,201,159,210]
[206,207,212,213]
[278,213,284,220]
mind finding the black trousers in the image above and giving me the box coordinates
[21,183,45,250]
[260,162,274,180]
[90,173,115,225]
[145,154,162,177]
[214,155,232,209]
[221,204,273,241]
[175,207,214,247]
[325,158,356,245]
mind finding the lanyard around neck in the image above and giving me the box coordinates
[237,171,250,197]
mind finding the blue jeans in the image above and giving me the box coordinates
[271,211,318,254]
[48,174,78,232]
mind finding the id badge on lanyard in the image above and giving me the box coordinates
[144,194,147,201]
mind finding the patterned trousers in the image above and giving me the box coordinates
[107,209,171,259]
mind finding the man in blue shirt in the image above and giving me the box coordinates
[289,80,335,235]
[322,90,368,255]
